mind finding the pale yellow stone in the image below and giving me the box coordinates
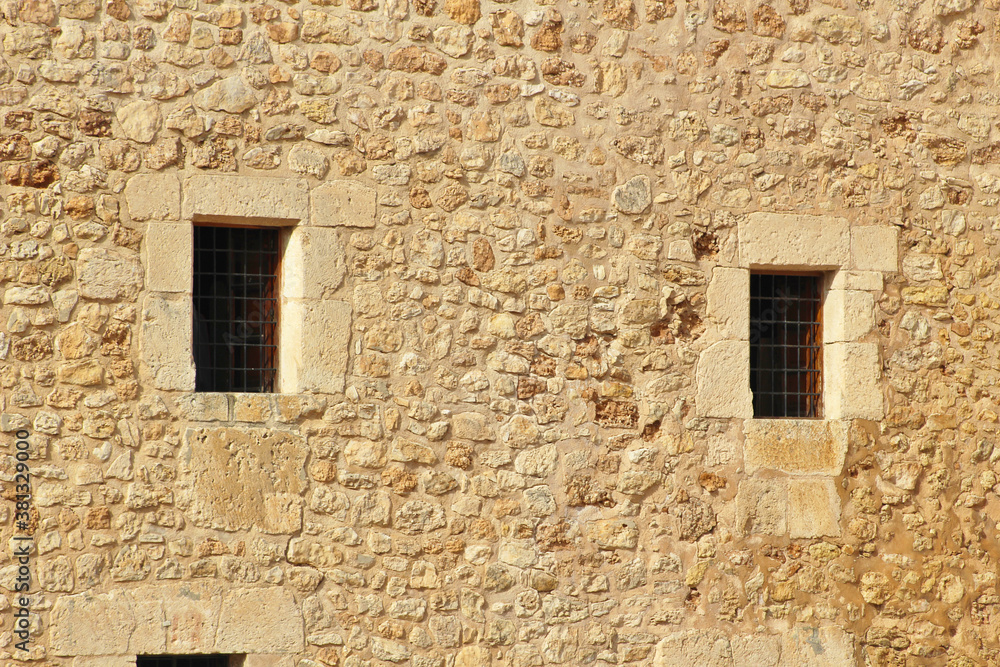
[279,300,351,394]
[282,226,347,300]
[743,419,847,475]
[735,477,787,536]
[787,478,841,538]
[739,213,849,269]
[124,173,180,221]
[311,180,377,227]
[183,175,309,222]
[696,341,752,419]
[851,225,899,272]
[825,342,883,420]
[144,224,191,293]
[706,267,749,341]
[824,289,874,343]
[139,294,196,391]
[178,428,307,533]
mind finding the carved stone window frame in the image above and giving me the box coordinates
[696,213,898,538]
[126,174,365,395]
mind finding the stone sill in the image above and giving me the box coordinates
[173,392,328,424]
[743,418,848,476]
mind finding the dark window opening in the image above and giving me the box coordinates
[193,225,280,393]
[136,657,238,667]
[750,273,823,418]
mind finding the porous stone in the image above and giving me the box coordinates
[743,420,848,475]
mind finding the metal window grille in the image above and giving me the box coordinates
[749,273,823,418]
[136,657,233,667]
[193,225,280,393]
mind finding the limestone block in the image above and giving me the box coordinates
[283,226,347,300]
[743,419,848,475]
[706,267,749,340]
[653,630,734,667]
[787,478,841,539]
[216,588,304,653]
[177,427,307,533]
[245,657,295,667]
[280,299,351,394]
[829,270,882,292]
[144,223,192,293]
[735,477,786,536]
[183,175,309,222]
[696,341,752,418]
[140,294,195,391]
[731,634,782,667]
[51,591,140,656]
[851,225,899,273]
[781,626,855,666]
[124,173,180,221]
[77,247,144,300]
[739,213,849,269]
[824,290,874,343]
[825,342,883,420]
[73,659,135,667]
[175,392,229,422]
[311,180,377,227]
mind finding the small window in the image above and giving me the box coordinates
[749,273,823,418]
[193,225,280,393]
[136,657,238,667]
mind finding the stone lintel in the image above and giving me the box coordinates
[183,175,309,222]
[739,213,850,269]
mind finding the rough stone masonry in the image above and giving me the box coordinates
[0,0,996,663]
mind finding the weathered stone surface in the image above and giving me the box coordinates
[788,478,841,539]
[654,631,733,667]
[825,342,883,420]
[77,248,143,300]
[178,428,307,533]
[739,214,849,268]
[696,341,752,419]
[612,175,652,214]
[183,175,309,221]
[124,174,180,221]
[706,267,749,340]
[743,420,848,475]
[311,181,377,227]
[736,478,787,536]
[280,300,351,393]
[115,100,161,143]
[215,588,304,652]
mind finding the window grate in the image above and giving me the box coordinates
[193,226,280,393]
[750,273,823,418]
[136,657,232,667]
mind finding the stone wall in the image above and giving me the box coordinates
[0,0,996,664]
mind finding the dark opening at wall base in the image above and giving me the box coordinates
[750,273,823,419]
[193,225,280,393]
[136,656,238,667]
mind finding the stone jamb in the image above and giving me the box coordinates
[131,174,355,395]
